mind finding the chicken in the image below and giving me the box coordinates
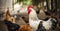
[14,3,28,15]
[27,5,42,31]
[38,7,47,19]
[27,5,58,31]
[20,23,33,31]
[5,8,16,23]
[4,8,20,31]
[37,17,58,31]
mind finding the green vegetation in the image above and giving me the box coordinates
[14,0,32,5]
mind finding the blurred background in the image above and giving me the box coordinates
[0,0,60,31]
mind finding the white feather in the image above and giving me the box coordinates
[29,8,39,20]
[42,18,52,30]
[29,19,42,29]
[29,7,57,31]
[29,8,42,30]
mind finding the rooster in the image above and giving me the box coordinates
[27,5,58,31]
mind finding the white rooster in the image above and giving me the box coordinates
[27,5,58,31]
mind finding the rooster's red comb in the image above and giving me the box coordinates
[28,5,33,9]
[27,5,33,14]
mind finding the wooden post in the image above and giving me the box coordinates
[46,0,50,11]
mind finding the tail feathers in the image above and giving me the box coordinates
[36,21,46,31]
[51,18,58,30]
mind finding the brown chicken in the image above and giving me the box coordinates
[5,8,16,23]
[19,23,33,31]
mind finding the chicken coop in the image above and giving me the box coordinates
[0,0,60,31]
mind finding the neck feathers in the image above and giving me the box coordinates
[29,8,39,20]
